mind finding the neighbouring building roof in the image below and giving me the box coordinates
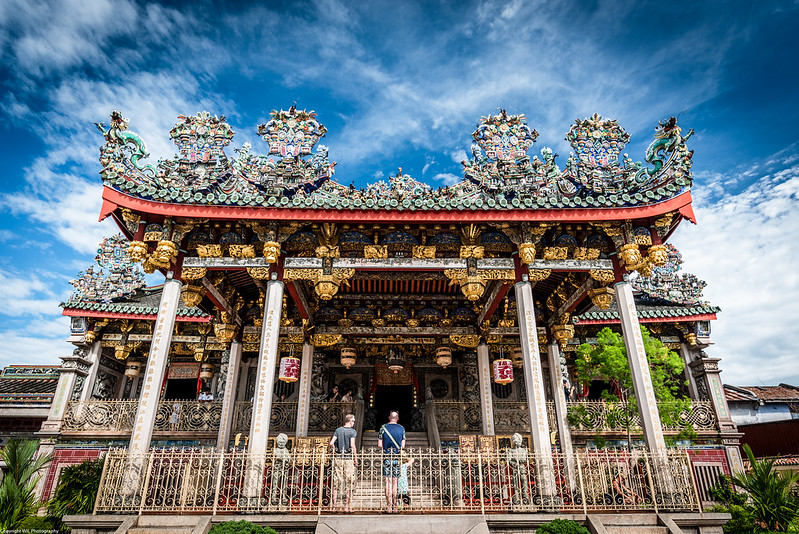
[724,384,799,404]
[0,365,59,406]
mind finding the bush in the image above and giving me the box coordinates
[48,457,105,519]
[17,515,59,531]
[209,520,277,534]
[536,518,591,534]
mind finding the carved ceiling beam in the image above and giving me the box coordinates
[285,280,313,325]
[547,276,595,327]
[183,257,271,269]
[477,281,512,324]
[278,325,520,337]
[201,278,243,326]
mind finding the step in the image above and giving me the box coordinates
[137,515,206,528]
[606,527,667,534]
[129,529,194,534]
[315,514,489,534]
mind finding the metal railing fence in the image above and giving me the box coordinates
[94,446,700,514]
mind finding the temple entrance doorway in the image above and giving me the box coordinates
[163,378,197,400]
[372,385,414,430]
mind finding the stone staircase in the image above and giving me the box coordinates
[586,513,676,534]
[126,515,210,534]
[360,430,430,451]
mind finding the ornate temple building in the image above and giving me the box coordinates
[39,107,738,530]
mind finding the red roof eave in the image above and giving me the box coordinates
[61,308,211,322]
[100,186,695,224]
[574,312,717,325]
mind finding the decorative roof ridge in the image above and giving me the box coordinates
[97,108,694,212]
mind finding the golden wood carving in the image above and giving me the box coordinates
[573,247,601,260]
[551,324,575,350]
[527,269,551,281]
[196,244,222,258]
[148,240,178,269]
[310,333,342,347]
[589,269,615,283]
[229,244,256,258]
[518,242,536,264]
[315,245,340,258]
[247,267,271,279]
[460,245,485,259]
[262,241,281,263]
[449,334,480,348]
[412,245,435,259]
[182,267,207,280]
[364,245,388,259]
[479,269,515,280]
[543,246,568,260]
[127,241,148,263]
[587,287,615,310]
[181,285,206,308]
[647,244,669,267]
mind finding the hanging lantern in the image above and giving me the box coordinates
[492,358,514,385]
[124,361,141,379]
[387,347,405,374]
[279,356,300,383]
[511,346,524,368]
[435,346,452,369]
[340,347,357,369]
[199,363,215,380]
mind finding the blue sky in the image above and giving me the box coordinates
[0,0,797,386]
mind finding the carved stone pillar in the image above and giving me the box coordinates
[688,357,734,430]
[40,346,93,435]
[217,341,243,450]
[121,275,182,496]
[248,278,285,455]
[294,343,314,437]
[680,344,702,400]
[547,343,576,485]
[476,343,495,435]
[128,276,183,456]
[614,280,667,455]
[515,278,556,497]
[77,341,103,402]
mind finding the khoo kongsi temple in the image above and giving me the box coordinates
[42,107,737,531]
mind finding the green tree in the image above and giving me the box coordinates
[208,520,277,534]
[0,439,52,529]
[570,326,692,447]
[730,444,799,532]
[48,457,105,520]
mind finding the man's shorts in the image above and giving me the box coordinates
[382,457,400,478]
[333,455,357,490]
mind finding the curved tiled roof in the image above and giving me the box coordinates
[61,286,211,319]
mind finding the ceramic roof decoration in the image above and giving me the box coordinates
[97,107,694,211]
[61,285,211,319]
[68,234,145,303]
[631,243,707,305]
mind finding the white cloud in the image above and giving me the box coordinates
[673,161,799,386]
[0,318,72,368]
[433,172,461,186]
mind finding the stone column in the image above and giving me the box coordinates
[294,342,314,437]
[78,341,103,402]
[128,276,183,457]
[217,341,243,450]
[515,278,556,497]
[680,344,702,400]
[547,343,576,485]
[245,278,284,499]
[476,343,495,435]
[248,278,285,454]
[614,280,667,455]
[39,346,93,435]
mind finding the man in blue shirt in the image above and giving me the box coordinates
[377,410,405,513]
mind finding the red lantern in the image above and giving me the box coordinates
[279,356,300,383]
[492,358,514,385]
